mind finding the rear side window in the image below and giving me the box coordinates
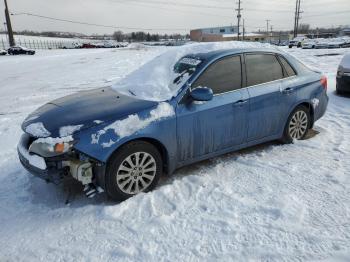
[279,56,296,77]
[193,56,242,94]
[245,54,284,86]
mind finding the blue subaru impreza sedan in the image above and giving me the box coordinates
[18,47,328,200]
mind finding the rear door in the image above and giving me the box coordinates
[176,55,249,161]
[245,53,296,141]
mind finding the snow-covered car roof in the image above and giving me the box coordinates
[112,42,273,101]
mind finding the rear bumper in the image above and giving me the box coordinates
[17,134,69,184]
[337,75,350,92]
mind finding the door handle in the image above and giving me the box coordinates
[281,87,294,94]
[234,100,248,106]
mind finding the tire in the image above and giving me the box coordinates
[281,105,310,144]
[105,141,162,201]
[336,85,343,95]
[288,45,293,48]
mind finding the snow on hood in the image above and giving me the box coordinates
[92,102,174,147]
[59,125,84,137]
[112,41,272,101]
[25,122,51,138]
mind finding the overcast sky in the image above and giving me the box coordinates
[0,0,349,35]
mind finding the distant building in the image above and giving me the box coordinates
[190,26,266,42]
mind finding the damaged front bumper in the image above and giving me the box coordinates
[17,134,70,184]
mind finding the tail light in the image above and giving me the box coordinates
[320,76,327,91]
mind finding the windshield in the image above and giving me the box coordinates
[112,51,202,101]
[112,41,271,101]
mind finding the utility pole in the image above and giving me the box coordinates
[242,19,245,41]
[236,0,243,41]
[270,25,273,43]
[4,0,15,47]
[293,0,298,38]
[293,0,302,38]
[266,19,270,43]
[296,0,302,36]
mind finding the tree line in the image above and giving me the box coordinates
[0,29,189,42]
[112,31,189,42]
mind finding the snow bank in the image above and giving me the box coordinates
[25,122,51,138]
[112,41,272,101]
[91,102,174,147]
[2,47,350,261]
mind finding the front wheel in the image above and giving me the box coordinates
[281,105,310,143]
[105,141,162,201]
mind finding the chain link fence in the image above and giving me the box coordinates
[0,37,82,50]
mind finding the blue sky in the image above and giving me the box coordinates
[1,0,349,34]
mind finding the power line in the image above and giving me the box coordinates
[11,12,189,31]
[113,0,234,10]
[115,0,233,19]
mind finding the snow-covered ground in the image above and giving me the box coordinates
[0,45,350,261]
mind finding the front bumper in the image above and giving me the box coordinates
[17,134,69,184]
[337,74,350,92]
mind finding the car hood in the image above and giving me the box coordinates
[22,87,158,138]
[340,55,350,71]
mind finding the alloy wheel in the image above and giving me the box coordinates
[288,110,308,140]
[116,152,157,195]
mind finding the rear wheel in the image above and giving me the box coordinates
[282,105,310,143]
[105,141,162,201]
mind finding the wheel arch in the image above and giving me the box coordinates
[281,101,314,139]
[299,102,314,128]
[106,137,170,175]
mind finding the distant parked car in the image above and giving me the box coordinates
[81,43,97,49]
[278,40,289,46]
[302,39,316,49]
[336,53,350,94]
[289,37,307,48]
[8,46,35,55]
[18,48,328,201]
[327,38,345,49]
[0,49,7,55]
[315,40,329,49]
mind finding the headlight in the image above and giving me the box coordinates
[337,66,344,77]
[29,138,75,157]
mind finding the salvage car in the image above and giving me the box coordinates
[288,36,307,48]
[0,49,7,55]
[8,46,35,55]
[18,47,329,201]
[336,53,350,94]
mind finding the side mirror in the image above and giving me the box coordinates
[190,87,213,102]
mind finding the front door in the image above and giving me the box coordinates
[176,55,249,161]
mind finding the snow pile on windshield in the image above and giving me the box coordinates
[91,102,174,147]
[112,41,272,101]
[25,122,51,138]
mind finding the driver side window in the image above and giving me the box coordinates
[193,55,242,95]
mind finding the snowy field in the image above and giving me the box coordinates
[0,44,350,261]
